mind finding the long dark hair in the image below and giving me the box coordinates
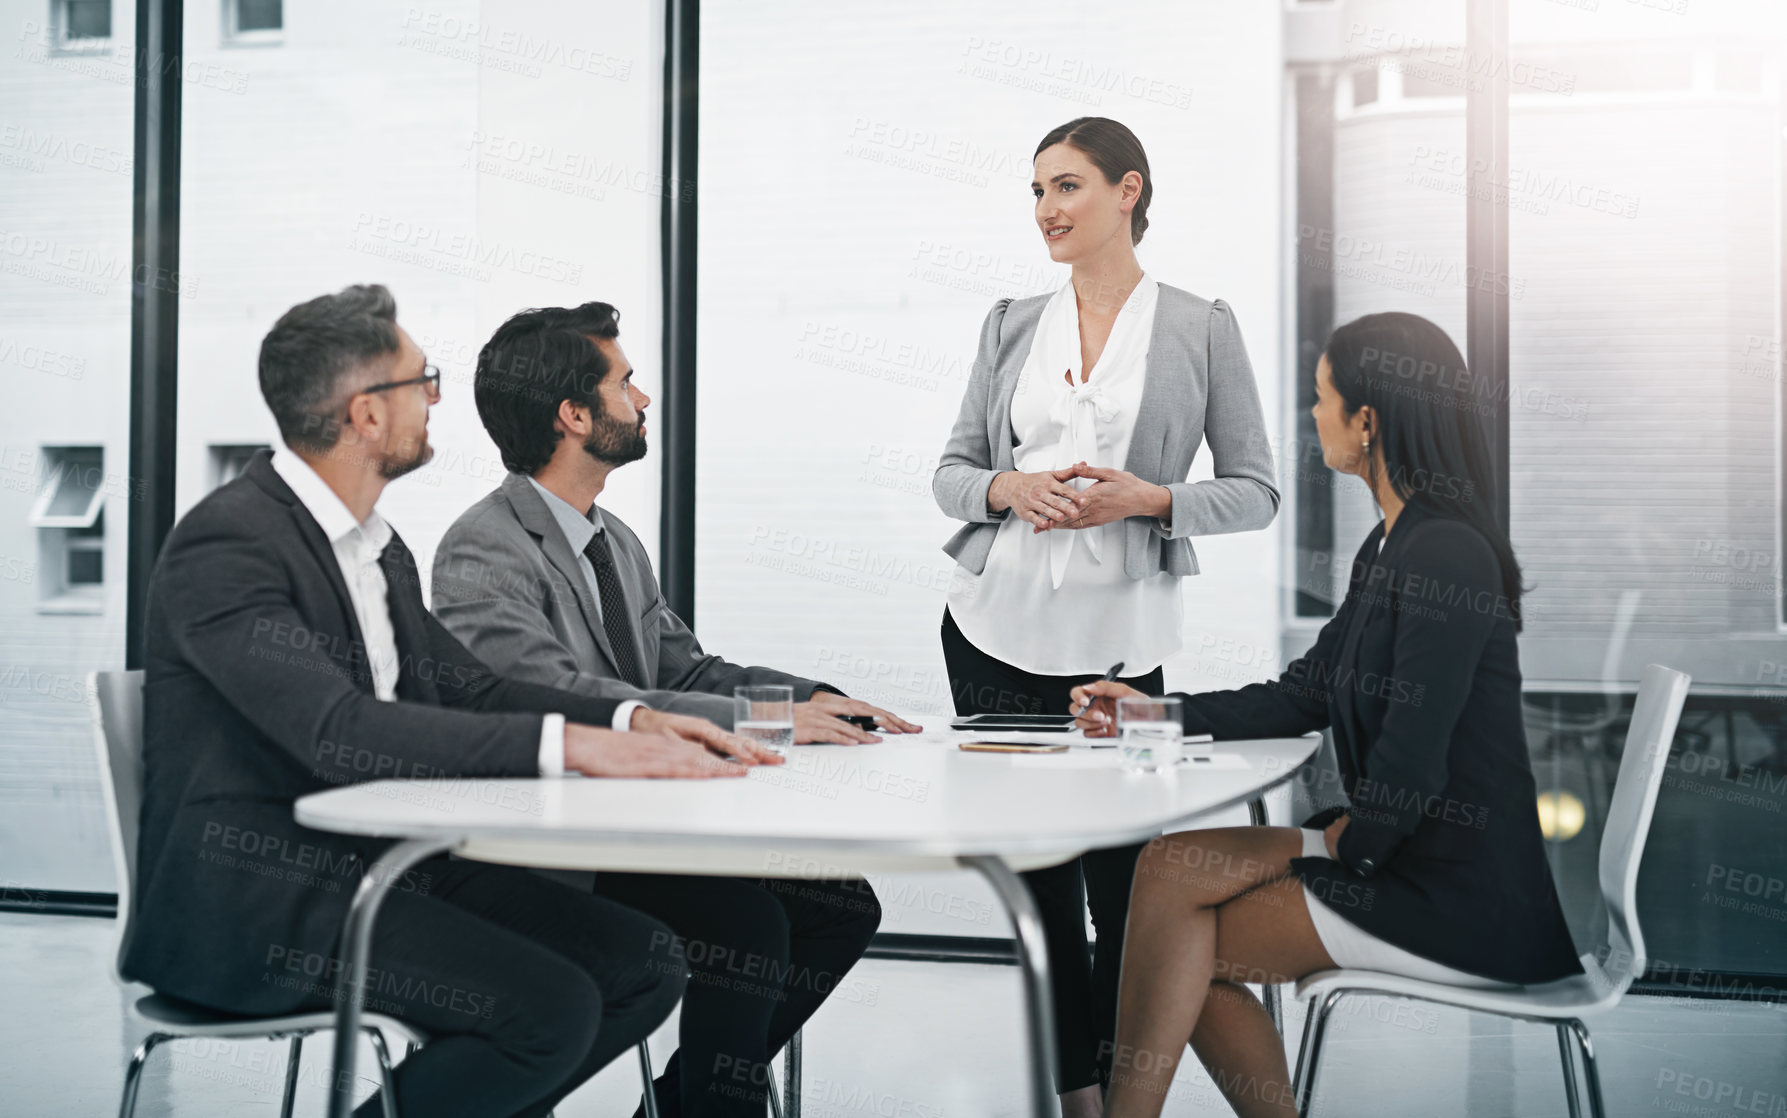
[1324,312,1524,623]
[1033,117,1152,245]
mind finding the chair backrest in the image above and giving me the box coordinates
[1597,663,1691,985]
[88,669,146,985]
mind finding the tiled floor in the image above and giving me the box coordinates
[4,911,1784,1117]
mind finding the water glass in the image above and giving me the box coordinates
[1117,696,1184,773]
[734,685,795,755]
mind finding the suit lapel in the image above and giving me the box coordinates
[1120,284,1180,482]
[501,473,622,674]
[989,296,1047,460]
[1332,522,1391,776]
[247,454,375,694]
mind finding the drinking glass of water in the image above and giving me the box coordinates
[1117,696,1184,774]
[734,685,795,756]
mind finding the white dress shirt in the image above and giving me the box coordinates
[946,275,1184,676]
[270,448,614,777]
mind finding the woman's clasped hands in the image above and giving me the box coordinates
[989,461,1172,534]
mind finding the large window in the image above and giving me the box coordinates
[698,0,1284,714]
[174,0,666,590]
[1504,0,1787,980]
[1287,4,1472,621]
[1290,0,1787,982]
[698,1,1287,932]
[0,0,665,896]
[0,0,137,892]
[5,0,1783,998]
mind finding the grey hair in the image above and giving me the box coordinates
[258,284,402,451]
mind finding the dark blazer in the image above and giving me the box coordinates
[1175,501,1583,984]
[432,472,828,728]
[124,450,622,1015]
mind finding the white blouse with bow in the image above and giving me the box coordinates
[946,274,1183,676]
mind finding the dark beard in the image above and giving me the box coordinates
[378,438,434,480]
[583,407,647,466]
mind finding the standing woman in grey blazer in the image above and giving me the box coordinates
[932,117,1279,1115]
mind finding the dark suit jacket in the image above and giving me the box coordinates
[124,451,622,1014]
[1176,501,1583,984]
[431,472,828,728]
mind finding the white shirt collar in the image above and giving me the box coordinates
[270,445,392,553]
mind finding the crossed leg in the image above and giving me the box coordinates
[1103,826,1337,1118]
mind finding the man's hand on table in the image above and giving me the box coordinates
[1067,680,1146,738]
[632,709,787,765]
[563,711,785,778]
[796,692,924,744]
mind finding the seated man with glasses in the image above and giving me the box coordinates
[128,284,783,1118]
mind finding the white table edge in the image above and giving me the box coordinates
[293,735,1321,870]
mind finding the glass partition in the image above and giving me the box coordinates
[0,0,140,894]
[175,0,666,582]
[1506,0,1787,980]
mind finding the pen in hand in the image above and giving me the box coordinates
[1072,662,1125,735]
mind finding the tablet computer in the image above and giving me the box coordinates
[949,713,1078,732]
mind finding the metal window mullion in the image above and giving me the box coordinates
[658,0,698,625]
[125,0,184,668]
[1465,0,1511,533]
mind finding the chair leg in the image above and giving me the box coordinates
[1292,990,1344,1118]
[1262,983,1283,1034]
[1555,1023,1583,1118]
[1290,998,1316,1102]
[365,1028,400,1118]
[281,1035,305,1118]
[768,1067,784,1118]
[636,1039,660,1118]
[118,1032,172,1118]
[1567,1020,1607,1118]
[782,1027,802,1118]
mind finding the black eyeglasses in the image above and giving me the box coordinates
[362,364,442,402]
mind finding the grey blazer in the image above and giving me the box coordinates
[432,472,829,727]
[934,284,1279,579]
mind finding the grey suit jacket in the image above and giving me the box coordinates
[432,472,829,727]
[933,284,1279,579]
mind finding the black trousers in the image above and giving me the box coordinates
[942,608,1161,1093]
[308,856,685,1118]
[591,872,882,1118]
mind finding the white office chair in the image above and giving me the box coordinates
[89,670,664,1118]
[1290,663,1691,1118]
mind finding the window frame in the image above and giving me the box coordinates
[220,0,282,47]
[28,450,107,531]
[49,0,114,53]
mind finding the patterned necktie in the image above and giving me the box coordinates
[581,529,645,688]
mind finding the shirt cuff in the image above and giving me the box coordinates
[613,700,645,732]
[538,713,566,778]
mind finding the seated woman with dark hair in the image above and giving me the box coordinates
[1071,312,1584,1118]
